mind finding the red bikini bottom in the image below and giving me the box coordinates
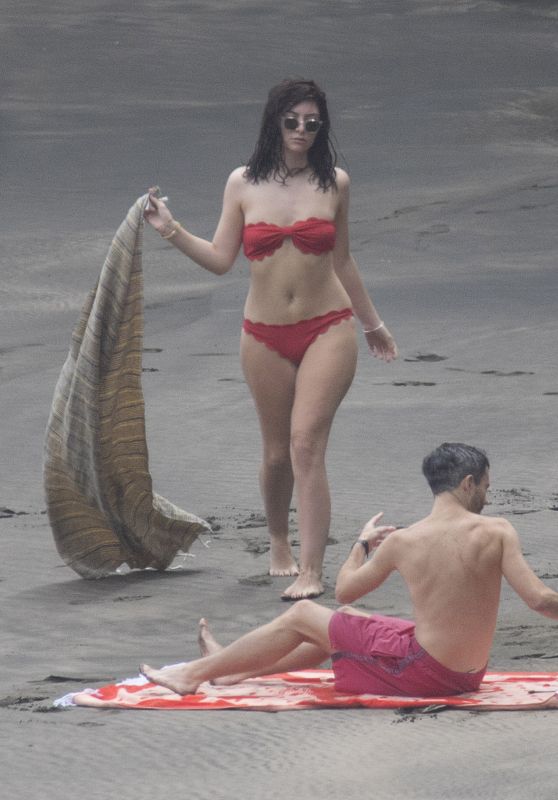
[242,308,353,366]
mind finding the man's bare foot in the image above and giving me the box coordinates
[140,662,200,696]
[196,620,246,686]
[269,535,299,577]
[281,572,324,601]
[198,618,223,657]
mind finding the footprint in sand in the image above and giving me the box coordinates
[417,224,450,235]
[415,224,450,249]
[481,370,535,377]
[76,722,107,727]
[112,595,153,602]
[392,381,437,387]
[377,200,447,221]
[445,368,535,377]
[241,537,269,556]
[238,575,272,587]
[142,348,162,372]
[237,513,267,529]
[0,695,47,708]
[377,205,419,221]
[404,353,447,363]
[526,182,558,190]
[510,653,556,661]
[0,507,29,518]
[37,674,108,684]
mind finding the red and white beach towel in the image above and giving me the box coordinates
[55,669,558,712]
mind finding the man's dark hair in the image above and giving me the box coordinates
[422,443,489,495]
[244,78,337,191]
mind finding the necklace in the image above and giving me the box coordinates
[284,164,309,178]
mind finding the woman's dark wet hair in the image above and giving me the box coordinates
[245,78,337,191]
[422,443,489,495]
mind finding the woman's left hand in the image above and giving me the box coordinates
[364,325,398,362]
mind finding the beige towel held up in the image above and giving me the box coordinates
[44,195,211,578]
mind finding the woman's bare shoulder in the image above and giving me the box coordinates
[223,167,251,206]
[334,167,350,187]
[227,166,249,185]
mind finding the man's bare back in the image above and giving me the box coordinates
[390,509,508,672]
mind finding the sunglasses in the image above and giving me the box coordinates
[282,116,323,133]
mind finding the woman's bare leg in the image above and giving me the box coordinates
[241,332,299,575]
[197,617,328,685]
[141,600,334,695]
[282,320,358,600]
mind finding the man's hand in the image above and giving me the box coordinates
[358,512,396,551]
[336,512,397,603]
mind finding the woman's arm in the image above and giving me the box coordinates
[332,170,398,361]
[144,168,246,275]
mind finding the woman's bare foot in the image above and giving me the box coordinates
[269,535,299,576]
[198,618,223,657]
[140,662,199,696]
[281,571,324,601]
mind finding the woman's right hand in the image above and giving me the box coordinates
[144,187,175,234]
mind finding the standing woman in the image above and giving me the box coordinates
[145,78,398,600]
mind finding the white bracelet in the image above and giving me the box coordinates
[363,322,384,334]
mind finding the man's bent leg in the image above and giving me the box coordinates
[211,643,330,686]
[141,600,334,695]
[198,618,328,685]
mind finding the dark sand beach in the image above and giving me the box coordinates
[1,1,558,797]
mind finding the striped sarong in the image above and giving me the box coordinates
[44,195,211,578]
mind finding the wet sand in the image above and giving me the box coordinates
[1,2,558,798]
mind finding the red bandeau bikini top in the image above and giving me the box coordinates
[242,217,336,261]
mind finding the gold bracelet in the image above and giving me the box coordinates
[160,220,181,239]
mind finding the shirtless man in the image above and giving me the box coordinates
[141,443,558,696]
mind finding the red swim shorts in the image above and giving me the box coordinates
[328,611,486,697]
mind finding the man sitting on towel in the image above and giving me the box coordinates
[141,442,558,696]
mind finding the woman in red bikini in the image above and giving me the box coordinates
[144,78,398,600]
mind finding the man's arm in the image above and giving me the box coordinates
[501,521,558,619]
[335,513,397,604]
